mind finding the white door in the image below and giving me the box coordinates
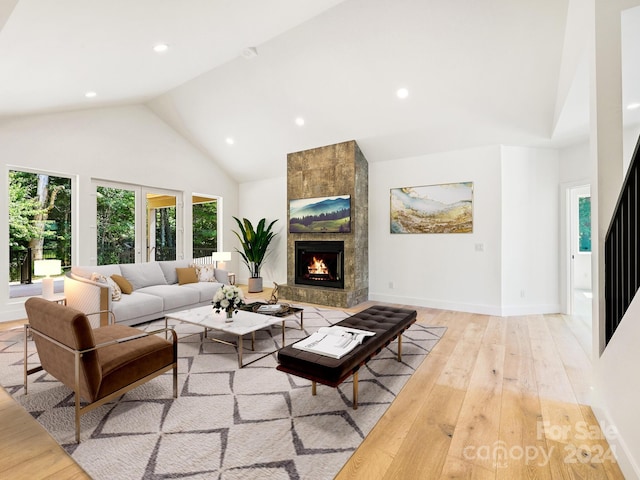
[143,188,182,262]
[569,184,592,319]
[94,182,183,264]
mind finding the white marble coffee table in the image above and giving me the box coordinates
[165,305,288,367]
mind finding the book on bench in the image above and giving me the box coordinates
[293,326,376,359]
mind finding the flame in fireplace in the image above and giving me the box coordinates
[308,256,329,275]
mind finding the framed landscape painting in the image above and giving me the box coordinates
[289,195,351,233]
[390,182,473,234]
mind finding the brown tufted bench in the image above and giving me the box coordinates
[276,305,417,409]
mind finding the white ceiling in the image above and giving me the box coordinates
[1,0,640,182]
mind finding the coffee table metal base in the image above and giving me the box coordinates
[165,306,294,368]
[201,322,284,368]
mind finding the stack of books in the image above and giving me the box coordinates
[256,304,282,313]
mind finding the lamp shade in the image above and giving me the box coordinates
[34,259,61,277]
[211,251,232,262]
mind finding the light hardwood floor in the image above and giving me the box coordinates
[335,303,624,479]
[0,294,624,479]
[0,319,90,479]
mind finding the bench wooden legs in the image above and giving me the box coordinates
[308,334,407,410]
[312,373,360,409]
[353,372,358,409]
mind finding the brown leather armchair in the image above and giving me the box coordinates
[23,297,178,442]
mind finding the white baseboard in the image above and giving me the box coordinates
[591,404,640,479]
[368,293,560,317]
[368,293,501,315]
[498,303,561,316]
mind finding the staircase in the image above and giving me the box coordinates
[605,136,640,344]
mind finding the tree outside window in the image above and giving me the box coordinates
[96,186,136,265]
[578,196,591,253]
[192,197,218,258]
[8,170,71,291]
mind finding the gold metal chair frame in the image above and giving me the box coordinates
[23,311,178,443]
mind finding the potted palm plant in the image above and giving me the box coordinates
[232,217,278,293]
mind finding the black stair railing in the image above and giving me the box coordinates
[605,135,640,345]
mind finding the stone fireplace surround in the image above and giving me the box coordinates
[278,140,368,308]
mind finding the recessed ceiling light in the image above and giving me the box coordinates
[85,91,97,98]
[153,43,169,53]
[396,88,409,99]
[225,137,235,145]
[627,102,640,110]
[295,117,305,126]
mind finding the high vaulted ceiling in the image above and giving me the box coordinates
[2,0,640,182]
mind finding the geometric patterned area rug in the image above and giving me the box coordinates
[0,306,445,480]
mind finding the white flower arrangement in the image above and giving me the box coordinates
[212,284,245,316]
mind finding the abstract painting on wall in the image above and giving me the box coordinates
[390,182,473,234]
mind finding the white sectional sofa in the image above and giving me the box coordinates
[64,260,229,327]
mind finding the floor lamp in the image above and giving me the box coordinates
[34,259,61,299]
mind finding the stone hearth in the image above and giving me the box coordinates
[278,140,368,308]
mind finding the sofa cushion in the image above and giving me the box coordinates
[111,274,133,294]
[214,268,229,285]
[90,273,122,301]
[192,263,216,282]
[120,262,167,290]
[110,293,164,323]
[176,267,198,285]
[72,264,122,280]
[137,285,200,311]
[190,264,229,284]
[158,260,192,285]
[181,281,222,302]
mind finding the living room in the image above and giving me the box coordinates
[1,0,640,478]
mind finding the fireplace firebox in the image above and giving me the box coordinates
[295,241,344,289]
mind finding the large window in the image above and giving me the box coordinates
[9,169,72,298]
[97,186,136,264]
[192,195,218,259]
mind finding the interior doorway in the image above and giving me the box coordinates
[568,184,592,321]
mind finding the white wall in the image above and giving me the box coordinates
[555,128,640,477]
[591,124,640,478]
[596,286,640,476]
[237,177,287,287]
[558,141,591,314]
[500,146,560,315]
[623,124,640,172]
[368,145,504,314]
[238,144,562,316]
[559,141,590,184]
[0,105,239,321]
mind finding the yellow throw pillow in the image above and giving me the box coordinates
[176,267,199,285]
[111,274,133,294]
